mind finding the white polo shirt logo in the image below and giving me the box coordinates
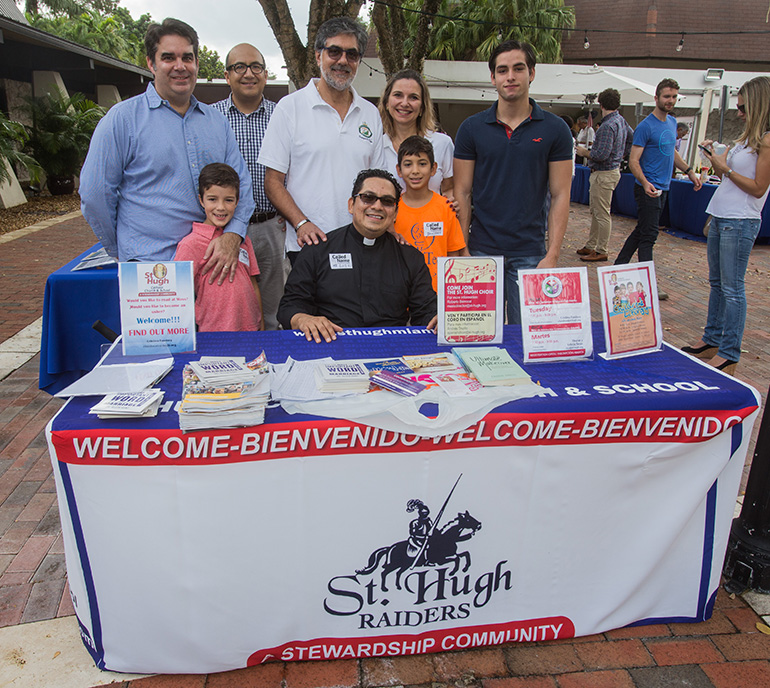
[329,253,353,269]
[358,123,373,141]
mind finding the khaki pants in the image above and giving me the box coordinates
[586,168,621,255]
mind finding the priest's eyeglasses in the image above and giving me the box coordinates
[354,192,398,208]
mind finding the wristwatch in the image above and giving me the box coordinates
[295,218,310,230]
[724,168,734,178]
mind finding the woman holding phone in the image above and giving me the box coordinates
[682,76,770,375]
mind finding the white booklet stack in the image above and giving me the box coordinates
[315,361,371,394]
[179,354,270,432]
[90,389,165,419]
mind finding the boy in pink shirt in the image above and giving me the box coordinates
[175,163,263,331]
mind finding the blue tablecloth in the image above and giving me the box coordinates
[571,165,590,205]
[46,325,760,674]
[666,179,717,237]
[40,245,120,393]
[610,172,640,219]
[57,324,759,427]
[573,171,770,240]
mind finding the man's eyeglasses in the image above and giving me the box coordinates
[321,45,362,63]
[737,103,746,114]
[226,62,266,76]
[354,192,398,208]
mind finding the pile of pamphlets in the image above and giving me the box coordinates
[315,361,371,394]
[89,389,165,419]
[401,353,481,397]
[179,354,270,432]
[452,346,531,386]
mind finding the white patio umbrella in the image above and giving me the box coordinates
[531,65,658,105]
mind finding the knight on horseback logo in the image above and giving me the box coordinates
[355,475,482,593]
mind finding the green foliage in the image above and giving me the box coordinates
[0,113,43,186]
[198,46,225,82]
[402,0,575,64]
[24,92,105,178]
[24,0,116,19]
[28,8,149,67]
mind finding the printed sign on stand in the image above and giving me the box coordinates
[518,268,593,363]
[437,257,503,346]
[596,261,662,359]
[119,261,196,356]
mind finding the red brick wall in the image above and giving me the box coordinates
[561,0,770,66]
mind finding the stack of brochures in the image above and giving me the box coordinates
[452,346,531,386]
[187,357,261,386]
[179,354,270,431]
[315,361,371,394]
[89,389,165,419]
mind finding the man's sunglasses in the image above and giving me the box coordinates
[226,62,265,75]
[354,192,398,208]
[321,45,362,63]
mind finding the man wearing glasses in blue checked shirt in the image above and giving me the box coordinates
[213,44,289,330]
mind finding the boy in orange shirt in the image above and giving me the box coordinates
[394,136,468,290]
[175,163,263,331]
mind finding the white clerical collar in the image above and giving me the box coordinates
[363,237,376,246]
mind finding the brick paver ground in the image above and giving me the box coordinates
[1,206,769,687]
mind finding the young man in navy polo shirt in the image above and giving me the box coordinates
[454,39,574,324]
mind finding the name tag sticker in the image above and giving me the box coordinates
[329,253,353,270]
[238,247,250,266]
[424,221,444,237]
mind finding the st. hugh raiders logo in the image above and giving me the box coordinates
[324,475,513,629]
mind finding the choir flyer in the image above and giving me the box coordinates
[437,256,504,346]
[518,267,593,363]
[119,261,196,356]
[596,261,663,359]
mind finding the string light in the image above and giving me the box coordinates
[583,32,590,49]
[364,0,770,40]
[676,33,685,52]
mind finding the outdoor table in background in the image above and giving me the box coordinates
[46,325,760,674]
[40,244,119,393]
[571,170,770,240]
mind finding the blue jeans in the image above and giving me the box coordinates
[615,184,668,264]
[470,249,542,324]
[703,216,760,361]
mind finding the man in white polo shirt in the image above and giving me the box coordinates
[258,16,385,264]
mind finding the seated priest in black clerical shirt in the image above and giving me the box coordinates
[277,169,438,343]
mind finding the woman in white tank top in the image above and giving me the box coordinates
[682,76,770,375]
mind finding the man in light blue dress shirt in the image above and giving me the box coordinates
[80,18,254,285]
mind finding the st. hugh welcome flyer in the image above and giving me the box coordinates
[119,261,196,356]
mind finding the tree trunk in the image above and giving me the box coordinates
[371,1,406,77]
[407,0,441,73]
[257,0,364,89]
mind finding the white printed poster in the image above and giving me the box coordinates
[518,268,593,363]
[119,262,196,356]
[597,262,663,359]
[437,257,504,346]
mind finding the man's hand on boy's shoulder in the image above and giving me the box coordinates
[201,232,242,285]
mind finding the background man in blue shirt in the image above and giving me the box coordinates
[453,39,574,324]
[80,18,253,286]
[615,78,701,299]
